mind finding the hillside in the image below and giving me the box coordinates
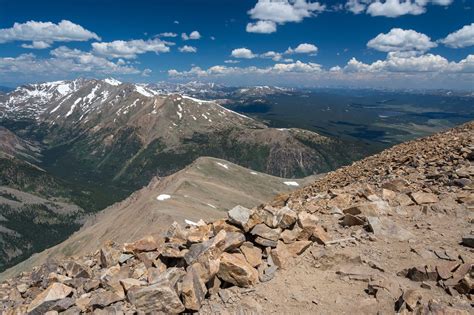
[0,156,315,280]
[0,122,471,313]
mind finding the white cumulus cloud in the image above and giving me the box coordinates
[285,43,318,54]
[247,0,325,33]
[92,39,171,59]
[179,45,197,53]
[367,28,436,53]
[246,20,277,34]
[0,20,100,47]
[231,48,257,59]
[345,0,453,17]
[181,31,201,40]
[440,23,474,48]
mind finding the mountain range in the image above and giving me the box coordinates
[0,78,366,272]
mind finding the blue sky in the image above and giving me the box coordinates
[0,0,473,89]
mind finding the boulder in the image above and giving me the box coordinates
[275,206,297,229]
[63,261,91,279]
[127,282,185,313]
[184,230,227,266]
[181,265,207,311]
[123,235,161,252]
[99,244,121,268]
[27,283,73,315]
[227,205,251,228]
[240,242,262,267]
[250,224,281,241]
[222,232,246,251]
[217,253,259,287]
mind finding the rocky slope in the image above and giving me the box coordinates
[0,122,472,314]
[1,78,363,193]
[0,156,315,280]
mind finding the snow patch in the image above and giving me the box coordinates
[157,194,171,201]
[216,162,229,169]
[250,171,258,175]
[284,181,299,187]
[185,219,198,226]
[104,78,122,86]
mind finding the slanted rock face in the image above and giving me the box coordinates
[127,282,185,313]
[27,283,73,314]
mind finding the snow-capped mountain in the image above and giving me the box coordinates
[0,78,361,191]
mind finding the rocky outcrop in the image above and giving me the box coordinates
[0,121,473,314]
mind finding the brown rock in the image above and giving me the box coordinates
[382,179,408,192]
[254,236,278,247]
[212,219,242,234]
[401,289,422,311]
[119,278,145,292]
[27,283,73,315]
[89,290,123,308]
[250,224,281,241]
[187,224,212,243]
[343,203,379,216]
[99,244,121,268]
[127,282,185,313]
[411,192,439,205]
[341,214,365,226]
[436,261,459,280]
[217,253,258,287]
[184,230,227,266]
[123,235,160,252]
[63,261,91,279]
[311,225,330,245]
[275,206,297,229]
[83,279,100,292]
[240,242,262,267]
[222,231,246,251]
[181,265,207,311]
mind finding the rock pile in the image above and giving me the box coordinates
[0,121,473,314]
[0,201,332,314]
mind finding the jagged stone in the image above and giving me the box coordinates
[275,206,298,229]
[127,282,185,313]
[184,230,227,266]
[212,219,243,234]
[181,265,207,311]
[227,205,251,228]
[27,283,73,315]
[270,241,312,269]
[63,261,91,279]
[89,290,123,308]
[99,244,121,268]
[411,192,439,205]
[119,278,145,292]
[161,243,187,258]
[240,242,262,267]
[254,236,278,247]
[343,203,379,216]
[341,214,365,226]
[187,224,212,243]
[217,253,258,287]
[148,267,186,288]
[250,224,281,241]
[223,231,246,251]
[123,235,161,252]
[83,279,100,292]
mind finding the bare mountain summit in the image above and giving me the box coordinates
[0,122,472,314]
